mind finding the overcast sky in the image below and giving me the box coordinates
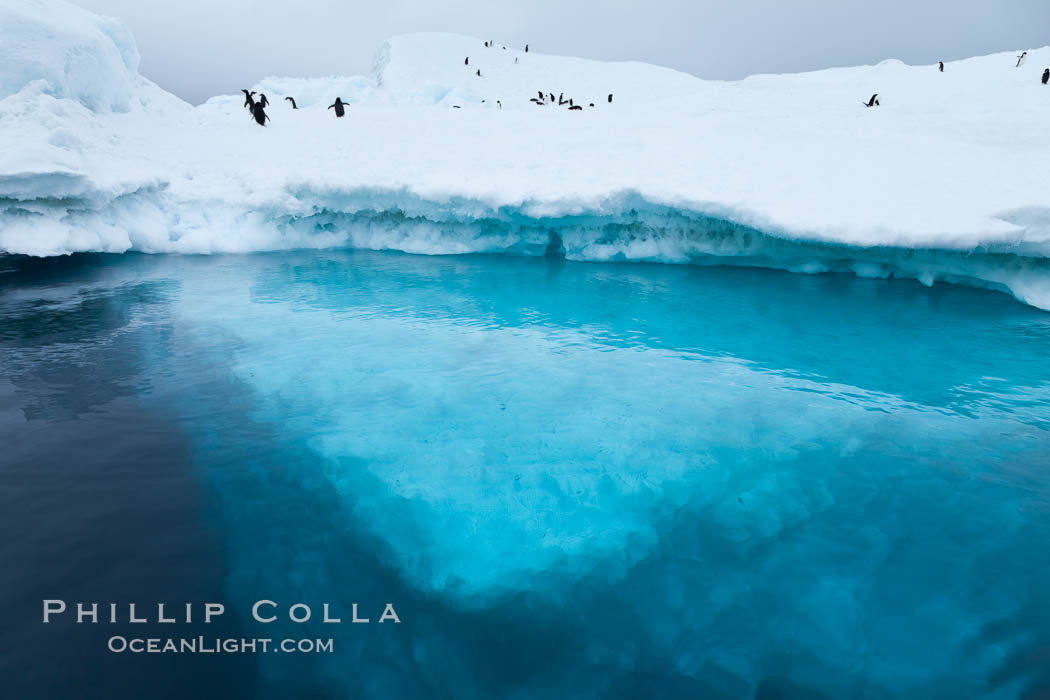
[73,0,1050,104]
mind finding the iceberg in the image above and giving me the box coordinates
[2,0,1050,309]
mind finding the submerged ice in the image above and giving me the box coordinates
[2,0,1050,308]
[128,250,1050,698]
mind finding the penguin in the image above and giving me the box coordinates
[476,69,481,77]
[938,61,944,72]
[549,93,555,102]
[452,105,461,109]
[558,92,565,105]
[258,93,269,108]
[525,44,529,53]
[327,97,349,117]
[284,96,298,109]
[1016,51,1027,67]
[608,93,613,103]
[497,100,502,109]
[537,90,544,100]
[568,105,582,111]
[569,98,574,106]
[484,41,488,47]
[515,57,519,64]
[241,89,256,109]
[465,57,469,65]
[250,101,268,126]
[1043,68,1049,85]
[862,93,880,107]
[588,103,594,107]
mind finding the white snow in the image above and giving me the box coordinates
[2,0,1050,307]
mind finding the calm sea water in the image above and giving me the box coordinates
[1,250,1049,699]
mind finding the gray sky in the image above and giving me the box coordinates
[73,0,1050,104]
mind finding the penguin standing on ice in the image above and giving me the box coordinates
[1043,69,1049,85]
[241,89,256,109]
[938,61,944,72]
[258,93,269,108]
[1016,51,1028,67]
[862,93,880,107]
[251,101,268,126]
[525,44,529,53]
[476,69,482,77]
[327,97,349,117]
[537,90,544,100]
[465,57,469,65]
[608,93,613,103]
[284,96,298,109]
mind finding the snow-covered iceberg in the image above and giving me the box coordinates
[2,0,1050,308]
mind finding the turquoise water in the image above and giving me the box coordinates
[2,249,1049,698]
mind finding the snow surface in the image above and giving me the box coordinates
[2,0,1050,308]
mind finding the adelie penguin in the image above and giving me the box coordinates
[608,93,613,103]
[938,61,944,72]
[465,57,469,65]
[328,97,349,118]
[862,93,880,107]
[525,44,529,53]
[250,101,268,126]
[568,105,582,111]
[284,96,298,109]
[241,89,256,109]
[1043,68,1049,85]
[476,69,481,77]
[1016,51,1027,67]
[257,93,269,108]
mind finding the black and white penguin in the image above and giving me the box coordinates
[862,93,880,107]
[284,96,298,109]
[569,98,574,106]
[525,44,529,53]
[549,93,555,102]
[327,97,349,117]
[537,90,544,100]
[476,69,481,77]
[568,105,582,111]
[258,93,269,108]
[588,103,594,107]
[1043,68,1049,85]
[558,92,565,105]
[250,101,268,126]
[465,57,469,65]
[1016,51,1028,67]
[608,93,613,103]
[938,61,944,72]
[497,100,502,109]
[241,89,256,109]
[484,41,488,47]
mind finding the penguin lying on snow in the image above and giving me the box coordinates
[327,97,349,117]
[568,105,583,111]
[284,96,298,109]
[862,93,880,107]
[1016,51,1027,67]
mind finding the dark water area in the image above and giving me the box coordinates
[1,250,1049,699]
